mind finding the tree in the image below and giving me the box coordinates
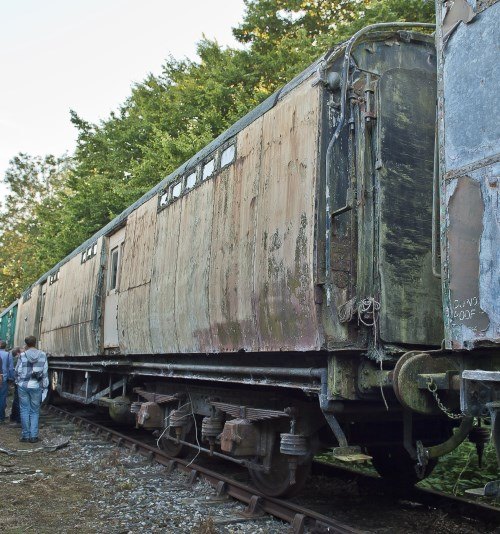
[0,154,72,306]
[233,0,434,90]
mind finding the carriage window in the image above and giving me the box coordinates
[221,145,236,168]
[159,190,169,206]
[202,159,215,180]
[92,243,98,256]
[81,250,87,263]
[185,171,197,190]
[109,247,119,291]
[87,245,93,258]
[172,182,182,198]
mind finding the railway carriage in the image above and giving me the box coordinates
[1,13,499,497]
[435,0,500,496]
[0,300,17,348]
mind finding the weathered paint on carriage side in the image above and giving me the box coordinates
[118,196,157,355]
[8,50,327,358]
[14,284,40,348]
[376,68,443,345]
[254,80,322,351]
[149,199,183,354]
[437,0,500,349]
[174,169,216,353]
[40,238,103,356]
[208,125,262,352]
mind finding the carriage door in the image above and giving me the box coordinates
[104,227,126,349]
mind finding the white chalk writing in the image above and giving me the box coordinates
[453,295,480,322]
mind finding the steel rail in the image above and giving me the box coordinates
[45,405,367,534]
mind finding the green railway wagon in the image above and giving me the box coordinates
[0,301,18,349]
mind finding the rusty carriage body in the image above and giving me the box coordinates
[4,21,498,496]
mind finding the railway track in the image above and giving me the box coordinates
[44,404,500,533]
[45,404,362,534]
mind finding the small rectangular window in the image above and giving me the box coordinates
[172,182,182,198]
[159,190,169,206]
[109,247,119,291]
[202,159,215,180]
[81,250,87,263]
[87,245,93,258]
[221,145,236,168]
[92,243,98,256]
[185,171,197,190]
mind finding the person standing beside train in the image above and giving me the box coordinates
[0,340,15,423]
[15,336,48,443]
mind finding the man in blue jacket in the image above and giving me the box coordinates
[15,336,48,443]
[0,340,14,423]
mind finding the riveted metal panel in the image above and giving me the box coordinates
[118,197,157,355]
[149,200,182,354]
[253,81,322,351]
[208,120,263,352]
[175,179,215,353]
[39,238,103,356]
[437,1,500,349]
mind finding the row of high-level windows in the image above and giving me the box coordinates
[158,141,236,210]
[81,242,98,264]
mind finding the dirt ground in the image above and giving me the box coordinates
[0,422,98,532]
[0,393,287,534]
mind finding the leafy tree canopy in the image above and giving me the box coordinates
[0,154,72,304]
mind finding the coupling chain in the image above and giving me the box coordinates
[426,377,465,420]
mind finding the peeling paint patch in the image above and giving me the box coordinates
[442,0,476,43]
[448,176,490,332]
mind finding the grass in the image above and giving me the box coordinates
[420,439,499,498]
[317,430,500,505]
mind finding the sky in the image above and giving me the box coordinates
[0,0,247,198]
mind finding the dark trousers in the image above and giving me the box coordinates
[0,381,7,421]
[10,385,20,422]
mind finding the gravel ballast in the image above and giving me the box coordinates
[0,408,288,533]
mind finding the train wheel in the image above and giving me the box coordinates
[158,421,195,458]
[368,446,437,489]
[248,439,311,497]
